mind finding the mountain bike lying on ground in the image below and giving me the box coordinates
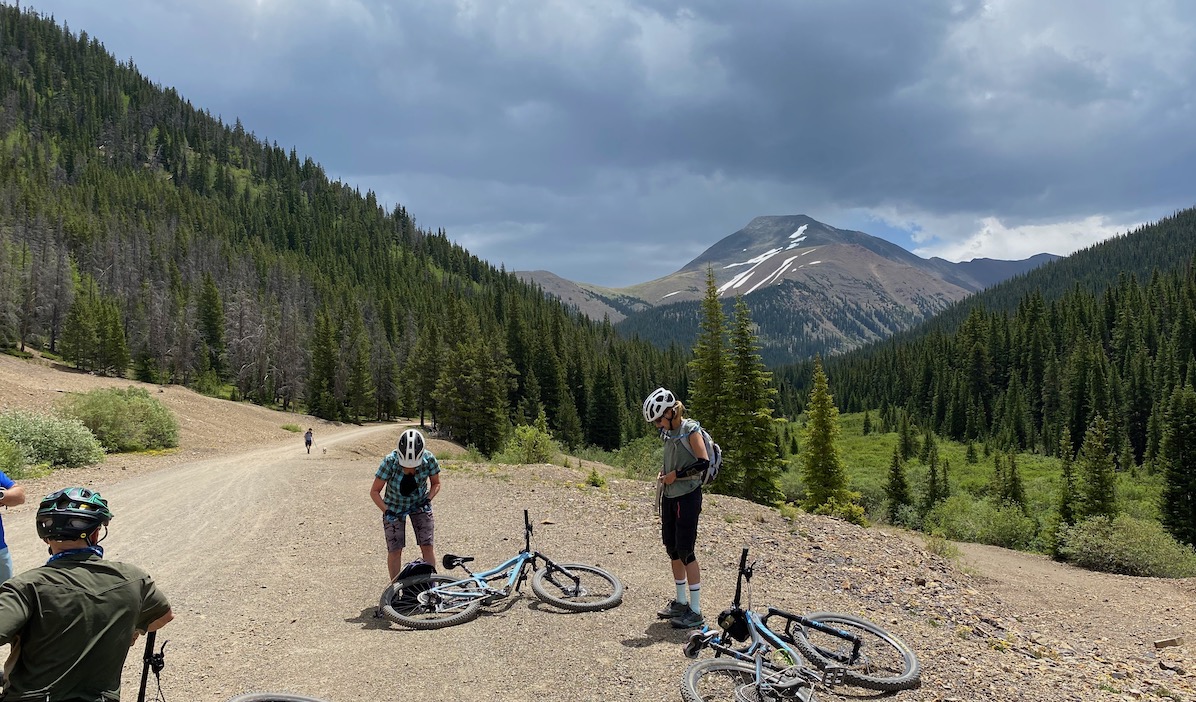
[377,509,624,630]
[680,547,920,701]
[136,632,331,702]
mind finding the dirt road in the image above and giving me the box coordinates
[0,354,1191,701]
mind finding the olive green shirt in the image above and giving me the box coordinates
[0,551,171,701]
[661,418,704,499]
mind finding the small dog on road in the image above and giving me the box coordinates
[322,447,327,455]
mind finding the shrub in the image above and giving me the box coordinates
[585,468,607,488]
[0,436,23,476]
[1057,515,1196,578]
[494,413,560,465]
[614,436,663,480]
[57,386,179,453]
[282,424,302,433]
[923,495,1038,550]
[0,410,105,468]
[812,490,869,527]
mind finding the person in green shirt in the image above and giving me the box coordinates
[642,387,709,630]
[0,487,173,701]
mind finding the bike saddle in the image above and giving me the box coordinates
[441,554,474,569]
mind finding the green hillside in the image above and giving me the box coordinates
[0,6,686,453]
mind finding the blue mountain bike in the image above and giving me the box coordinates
[680,548,920,701]
[378,509,623,629]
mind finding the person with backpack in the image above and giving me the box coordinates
[370,428,442,581]
[642,387,708,629]
[0,487,173,701]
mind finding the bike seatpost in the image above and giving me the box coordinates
[524,509,532,551]
[733,547,749,609]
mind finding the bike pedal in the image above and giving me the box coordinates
[821,666,847,687]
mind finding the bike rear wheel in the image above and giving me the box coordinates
[378,573,482,629]
[531,563,623,611]
[789,612,920,692]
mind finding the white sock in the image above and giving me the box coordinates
[675,580,688,604]
[688,583,701,614]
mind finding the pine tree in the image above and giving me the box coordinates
[197,272,225,377]
[1057,431,1080,527]
[800,357,847,509]
[1004,453,1026,510]
[885,445,911,524]
[586,361,624,451]
[60,286,98,371]
[307,310,339,420]
[1160,385,1196,545]
[724,296,783,503]
[1077,415,1118,520]
[862,410,872,436]
[688,266,730,433]
[95,298,130,377]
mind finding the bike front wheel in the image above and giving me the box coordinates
[789,612,920,692]
[378,573,482,630]
[680,658,762,702]
[531,563,623,611]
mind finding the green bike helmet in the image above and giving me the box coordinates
[36,487,113,541]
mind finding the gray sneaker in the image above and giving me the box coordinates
[670,608,705,629]
[656,599,689,619]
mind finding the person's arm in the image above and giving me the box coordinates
[147,608,173,632]
[686,431,709,461]
[0,485,25,508]
[370,477,388,513]
[426,473,441,501]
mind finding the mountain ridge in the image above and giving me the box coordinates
[518,215,1057,361]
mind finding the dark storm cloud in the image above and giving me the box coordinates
[21,0,1196,285]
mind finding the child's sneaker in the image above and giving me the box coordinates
[670,608,705,629]
[656,599,689,619]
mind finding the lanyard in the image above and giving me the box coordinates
[47,545,104,564]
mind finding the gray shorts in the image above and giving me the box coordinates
[383,508,435,551]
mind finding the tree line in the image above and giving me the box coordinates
[0,6,697,455]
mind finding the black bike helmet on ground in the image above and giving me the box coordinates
[36,487,113,541]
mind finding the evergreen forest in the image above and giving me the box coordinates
[0,6,693,455]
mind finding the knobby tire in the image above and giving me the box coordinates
[530,563,623,611]
[378,573,482,630]
[680,658,760,702]
[789,612,920,692]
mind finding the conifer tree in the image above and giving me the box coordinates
[1057,431,1080,526]
[688,266,730,433]
[60,284,98,371]
[885,445,911,524]
[1160,384,1196,545]
[862,410,872,436]
[95,298,130,377]
[1004,453,1026,510]
[724,296,783,503]
[198,272,225,377]
[307,310,339,419]
[586,361,624,451]
[406,322,443,427]
[1077,415,1118,520]
[800,357,847,509]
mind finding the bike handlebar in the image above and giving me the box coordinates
[524,509,532,552]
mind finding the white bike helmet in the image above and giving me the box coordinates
[642,387,676,423]
[396,429,426,468]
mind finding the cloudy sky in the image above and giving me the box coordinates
[20,0,1196,287]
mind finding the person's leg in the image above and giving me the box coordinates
[0,547,12,583]
[411,510,436,566]
[384,515,407,580]
[670,490,704,628]
[657,497,689,619]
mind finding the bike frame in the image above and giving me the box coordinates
[419,510,577,612]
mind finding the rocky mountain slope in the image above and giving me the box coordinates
[518,216,1055,360]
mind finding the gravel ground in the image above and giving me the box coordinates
[0,353,1192,702]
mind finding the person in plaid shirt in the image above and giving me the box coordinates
[370,428,442,580]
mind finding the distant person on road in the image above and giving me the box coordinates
[0,487,173,700]
[304,427,314,454]
[370,428,442,581]
[0,471,27,582]
[643,387,707,630]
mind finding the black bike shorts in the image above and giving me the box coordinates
[661,488,702,563]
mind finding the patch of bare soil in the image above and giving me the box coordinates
[0,353,1192,702]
